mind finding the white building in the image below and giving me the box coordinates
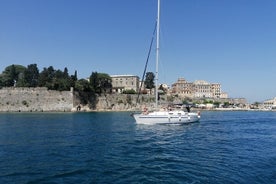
[194,80,212,98]
[263,97,276,109]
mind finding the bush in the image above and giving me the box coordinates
[22,100,29,107]
[122,89,136,94]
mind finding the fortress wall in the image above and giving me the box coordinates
[0,87,73,112]
[0,87,160,112]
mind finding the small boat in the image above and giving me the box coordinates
[133,0,200,124]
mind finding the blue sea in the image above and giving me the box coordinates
[0,111,275,184]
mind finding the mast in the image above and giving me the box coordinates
[155,0,160,108]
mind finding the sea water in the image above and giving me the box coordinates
[0,111,275,183]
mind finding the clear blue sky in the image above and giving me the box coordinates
[1,0,276,103]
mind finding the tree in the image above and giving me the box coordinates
[1,65,27,87]
[51,69,71,91]
[75,79,92,92]
[39,67,50,87]
[122,89,136,94]
[23,64,39,87]
[70,70,78,88]
[38,66,72,91]
[72,70,78,81]
[0,75,3,87]
[90,72,99,93]
[63,67,69,79]
[38,66,56,89]
[144,72,155,94]
[89,72,112,94]
[98,73,112,93]
[223,102,230,108]
[213,101,220,108]
[8,65,16,86]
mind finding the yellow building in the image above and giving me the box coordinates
[171,78,226,99]
[111,75,139,93]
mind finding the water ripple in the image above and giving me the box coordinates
[0,111,276,183]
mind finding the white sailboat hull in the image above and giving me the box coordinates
[133,111,200,125]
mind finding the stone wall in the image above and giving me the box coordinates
[71,93,159,112]
[95,94,142,111]
[92,94,162,111]
[0,87,73,112]
[0,87,169,112]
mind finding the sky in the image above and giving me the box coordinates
[1,0,276,103]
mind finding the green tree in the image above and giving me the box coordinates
[75,79,92,92]
[70,70,78,88]
[72,70,78,81]
[9,65,16,86]
[38,66,72,91]
[0,64,27,87]
[144,72,155,94]
[90,72,99,93]
[223,102,230,108]
[51,69,71,91]
[213,101,220,107]
[122,89,136,94]
[38,66,56,89]
[0,75,3,87]
[24,64,39,87]
[63,67,69,78]
[39,67,51,87]
[98,73,112,93]
[89,72,112,94]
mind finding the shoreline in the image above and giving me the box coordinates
[0,107,275,113]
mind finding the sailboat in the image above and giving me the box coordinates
[133,0,200,125]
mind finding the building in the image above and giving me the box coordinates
[220,92,228,99]
[194,80,212,98]
[111,75,139,93]
[263,97,276,109]
[171,78,194,98]
[171,78,227,99]
[211,83,221,98]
